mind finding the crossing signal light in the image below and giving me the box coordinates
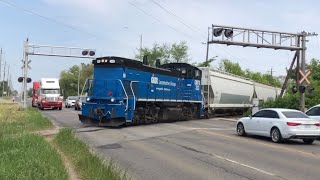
[82,50,95,56]
[27,78,32,83]
[89,50,95,56]
[17,77,32,83]
[82,50,88,56]
[212,28,234,38]
[299,86,306,93]
[18,77,23,83]
[291,86,298,93]
[213,28,223,37]
[308,86,315,93]
[224,29,234,38]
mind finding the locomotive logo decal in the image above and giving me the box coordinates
[151,76,176,87]
[151,76,159,84]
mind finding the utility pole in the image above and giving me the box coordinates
[300,32,307,112]
[77,65,81,96]
[205,27,209,62]
[2,61,6,97]
[23,39,28,108]
[139,34,143,60]
[6,65,9,96]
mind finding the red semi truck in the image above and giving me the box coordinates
[32,81,40,107]
[38,78,63,110]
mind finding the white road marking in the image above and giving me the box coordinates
[216,118,238,122]
[188,127,234,131]
[213,154,276,176]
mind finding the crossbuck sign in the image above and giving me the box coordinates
[299,70,311,85]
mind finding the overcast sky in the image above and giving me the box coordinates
[0,0,319,91]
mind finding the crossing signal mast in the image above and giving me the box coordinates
[206,24,317,111]
[20,38,96,109]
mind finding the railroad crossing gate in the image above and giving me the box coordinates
[299,70,311,85]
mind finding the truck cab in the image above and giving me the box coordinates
[38,78,62,110]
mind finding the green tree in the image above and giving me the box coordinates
[262,58,320,110]
[0,81,12,96]
[27,88,33,97]
[218,59,245,77]
[218,59,281,87]
[170,41,189,63]
[59,63,93,99]
[196,57,217,67]
[136,41,189,65]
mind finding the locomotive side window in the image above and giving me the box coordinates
[195,70,200,77]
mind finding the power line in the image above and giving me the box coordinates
[141,1,253,64]
[0,0,98,38]
[150,0,202,34]
[128,1,194,40]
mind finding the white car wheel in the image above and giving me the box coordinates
[237,123,246,136]
[271,128,282,143]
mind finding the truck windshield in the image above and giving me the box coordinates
[41,89,60,94]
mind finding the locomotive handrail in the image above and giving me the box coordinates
[130,81,138,110]
[117,79,128,111]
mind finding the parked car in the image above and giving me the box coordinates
[65,96,77,108]
[236,108,320,144]
[75,96,86,111]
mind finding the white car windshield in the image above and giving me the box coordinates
[282,111,309,118]
[68,97,77,100]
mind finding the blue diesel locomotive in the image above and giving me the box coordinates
[79,56,204,127]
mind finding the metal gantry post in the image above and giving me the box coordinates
[23,39,29,109]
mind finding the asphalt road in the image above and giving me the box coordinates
[38,105,320,180]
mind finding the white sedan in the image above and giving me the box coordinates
[236,108,320,144]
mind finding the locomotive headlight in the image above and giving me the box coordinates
[97,60,101,63]
[110,98,115,102]
[86,97,90,102]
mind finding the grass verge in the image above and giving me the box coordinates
[0,104,52,135]
[54,128,128,180]
[0,101,68,180]
[0,134,68,180]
